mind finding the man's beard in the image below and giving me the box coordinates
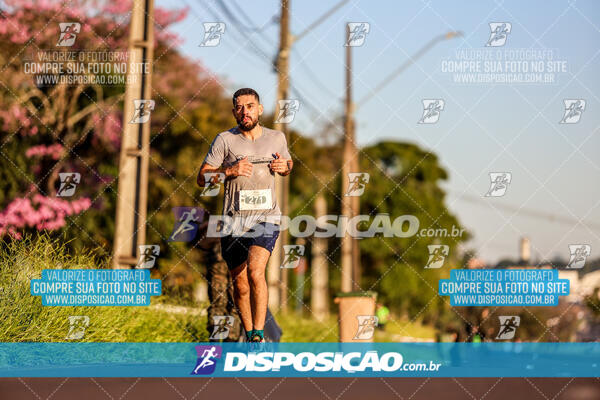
[237,116,258,131]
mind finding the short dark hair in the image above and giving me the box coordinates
[232,88,260,105]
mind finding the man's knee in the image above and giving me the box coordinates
[248,268,265,285]
[233,276,250,297]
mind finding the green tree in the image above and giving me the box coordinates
[357,141,470,319]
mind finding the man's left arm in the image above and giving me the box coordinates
[280,157,293,176]
[269,134,293,176]
[270,152,293,176]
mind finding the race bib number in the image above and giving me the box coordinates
[239,189,272,210]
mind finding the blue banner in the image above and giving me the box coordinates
[0,342,598,377]
[439,269,569,306]
[30,269,162,306]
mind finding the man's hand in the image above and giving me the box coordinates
[197,157,253,187]
[269,152,292,176]
[226,157,253,178]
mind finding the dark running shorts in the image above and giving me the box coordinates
[220,222,280,270]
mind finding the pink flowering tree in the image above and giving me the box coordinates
[0,0,204,243]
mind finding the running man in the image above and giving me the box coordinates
[193,346,218,373]
[197,88,293,343]
[57,173,78,196]
[282,245,302,267]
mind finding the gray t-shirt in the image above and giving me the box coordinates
[203,126,291,227]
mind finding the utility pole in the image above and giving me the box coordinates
[343,31,462,288]
[267,0,350,308]
[340,23,355,293]
[268,0,291,311]
[351,156,361,291]
[112,0,154,268]
[311,194,329,320]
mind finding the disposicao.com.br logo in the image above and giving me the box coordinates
[204,214,466,239]
[221,351,441,374]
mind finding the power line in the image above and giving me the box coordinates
[217,0,279,53]
[289,0,350,104]
[293,0,350,43]
[181,0,268,73]
[292,47,342,100]
[229,0,279,39]
[450,192,600,231]
[356,31,462,109]
[216,0,271,34]
[201,1,345,126]
[197,0,275,63]
[227,0,346,105]
[289,82,340,124]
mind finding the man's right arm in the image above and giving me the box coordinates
[198,134,253,188]
[196,162,229,187]
[198,134,226,188]
[196,158,253,188]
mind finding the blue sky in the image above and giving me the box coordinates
[157,0,600,264]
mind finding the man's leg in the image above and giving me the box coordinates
[207,240,243,341]
[230,262,253,334]
[246,245,271,331]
